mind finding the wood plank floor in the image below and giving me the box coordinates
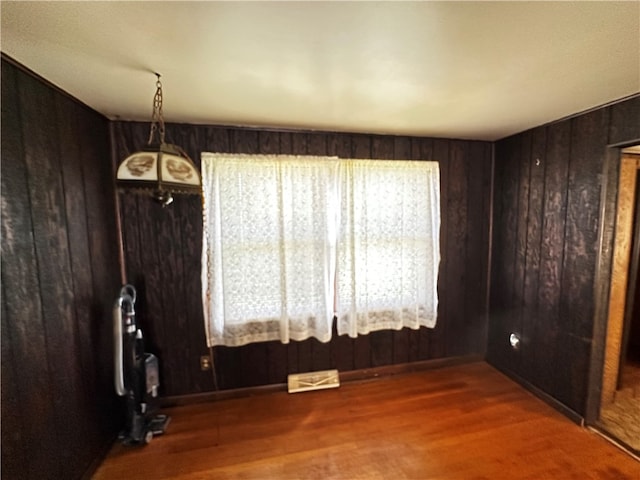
[92,362,640,479]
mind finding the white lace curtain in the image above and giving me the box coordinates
[336,160,440,337]
[201,153,440,347]
[201,153,339,347]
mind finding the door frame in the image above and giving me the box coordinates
[587,143,640,423]
[601,153,640,406]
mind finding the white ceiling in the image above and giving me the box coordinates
[1,1,639,141]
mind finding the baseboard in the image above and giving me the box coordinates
[339,354,484,384]
[161,354,483,408]
[487,362,584,426]
[161,382,287,407]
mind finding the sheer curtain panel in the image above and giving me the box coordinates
[201,153,339,347]
[336,160,440,337]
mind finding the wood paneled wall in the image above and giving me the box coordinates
[1,58,122,479]
[111,122,493,396]
[488,95,640,416]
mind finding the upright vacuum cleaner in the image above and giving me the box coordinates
[113,284,170,444]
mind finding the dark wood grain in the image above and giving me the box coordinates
[80,109,126,442]
[0,64,31,479]
[445,141,469,356]
[1,57,122,480]
[156,126,196,394]
[608,96,640,146]
[55,92,97,469]
[488,136,520,369]
[554,332,592,414]
[586,109,624,421]
[0,284,27,479]
[536,121,571,396]
[562,109,608,338]
[465,141,493,355]
[231,128,259,154]
[115,123,145,283]
[162,200,193,393]
[488,95,640,417]
[514,131,532,339]
[521,127,547,382]
[20,68,78,480]
[67,69,123,444]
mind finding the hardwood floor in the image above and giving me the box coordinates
[93,362,639,479]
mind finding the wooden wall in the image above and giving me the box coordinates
[111,122,493,396]
[1,58,122,479]
[488,95,640,417]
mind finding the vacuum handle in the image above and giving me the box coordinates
[120,284,136,304]
[114,301,126,396]
[114,293,134,397]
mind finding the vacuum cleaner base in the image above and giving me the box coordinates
[149,414,171,436]
[118,414,171,445]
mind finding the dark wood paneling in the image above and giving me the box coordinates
[428,139,449,360]
[445,141,469,356]
[532,122,572,397]
[488,96,640,416]
[538,122,571,327]
[1,58,121,480]
[114,122,492,395]
[521,128,547,382]
[52,85,94,474]
[513,132,532,339]
[466,141,493,355]
[78,93,123,434]
[586,102,637,420]
[0,62,51,479]
[16,66,68,479]
[488,136,521,369]
[608,96,640,146]
[562,109,608,339]
[0,283,26,478]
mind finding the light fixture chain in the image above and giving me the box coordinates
[147,74,166,145]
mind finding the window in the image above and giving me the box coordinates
[336,160,440,337]
[201,153,440,347]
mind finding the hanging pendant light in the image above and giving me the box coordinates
[116,74,201,206]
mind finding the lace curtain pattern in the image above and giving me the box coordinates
[335,160,441,337]
[201,153,339,347]
[202,153,440,347]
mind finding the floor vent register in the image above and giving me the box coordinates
[287,369,340,393]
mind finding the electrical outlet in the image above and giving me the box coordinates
[200,355,211,371]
